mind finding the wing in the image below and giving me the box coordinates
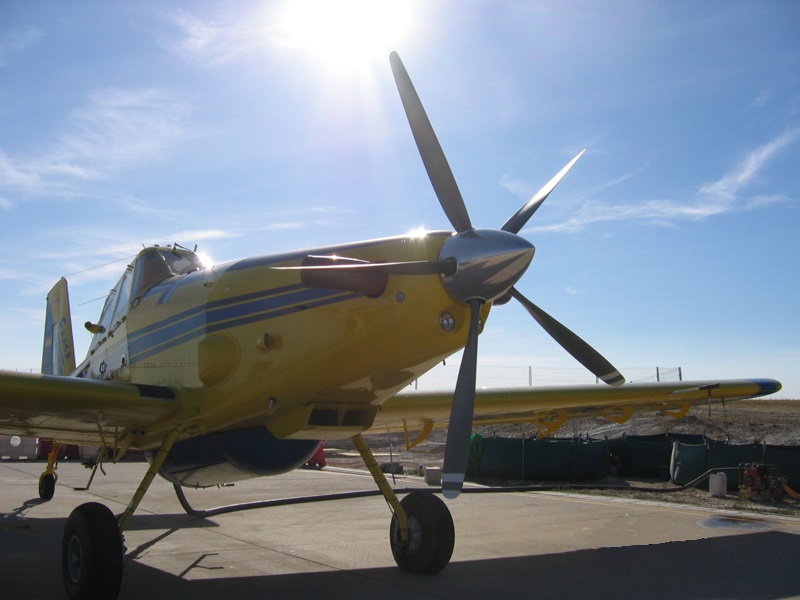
[371,378,782,443]
[0,370,179,447]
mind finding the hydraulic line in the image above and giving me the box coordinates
[173,466,753,519]
[783,483,800,500]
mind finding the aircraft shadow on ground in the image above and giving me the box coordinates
[121,530,800,599]
[3,520,799,600]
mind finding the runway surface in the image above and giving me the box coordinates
[2,461,800,599]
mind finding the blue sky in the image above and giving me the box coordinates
[1,1,798,398]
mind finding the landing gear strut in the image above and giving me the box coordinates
[351,434,455,575]
[59,425,184,600]
[38,442,61,501]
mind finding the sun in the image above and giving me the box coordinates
[279,0,411,70]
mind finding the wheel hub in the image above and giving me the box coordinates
[66,533,83,583]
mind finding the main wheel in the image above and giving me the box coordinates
[389,492,454,575]
[39,473,56,501]
[62,502,124,600]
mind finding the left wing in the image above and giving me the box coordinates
[0,370,180,446]
[371,378,781,443]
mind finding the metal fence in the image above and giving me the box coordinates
[408,365,682,390]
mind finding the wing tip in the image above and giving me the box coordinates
[751,378,782,397]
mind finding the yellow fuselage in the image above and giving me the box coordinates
[81,233,488,449]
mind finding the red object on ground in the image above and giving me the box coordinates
[35,439,81,460]
[306,444,327,468]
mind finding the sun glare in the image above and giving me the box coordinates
[280,0,411,70]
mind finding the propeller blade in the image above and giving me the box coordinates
[274,257,457,276]
[442,298,483,499]
[390,51,472,233]
[501,149,586,234]
[509,287,625,386]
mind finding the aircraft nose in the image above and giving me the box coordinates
[439,228,535,303]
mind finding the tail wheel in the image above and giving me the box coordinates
[39,473,56,501]
[62,502,124,600]
[390,492,454,575]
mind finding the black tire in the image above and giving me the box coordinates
[389,492,454,575]
[39,473,56,501]
[62,502,124,600]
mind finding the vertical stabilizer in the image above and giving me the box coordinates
[42,278,76,376]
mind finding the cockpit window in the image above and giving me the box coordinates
[131,246,203,301]
[163,249,203,275]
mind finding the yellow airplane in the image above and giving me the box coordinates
[0,52,781,599]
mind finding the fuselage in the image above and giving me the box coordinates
[77,233,488,451]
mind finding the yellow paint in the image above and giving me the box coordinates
[660,401,691,420]
[403,418,434,450]
[536,412,568,438]
[197,333,240,386]
[603,406,634,424]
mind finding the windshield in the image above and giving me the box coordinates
[131,246,204,300]
[163,248,203,275]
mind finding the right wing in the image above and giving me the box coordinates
[0,370,179,447]
[372,378,782,442]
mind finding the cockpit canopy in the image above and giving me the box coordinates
[89,245,204,343]
[131,245,204,300]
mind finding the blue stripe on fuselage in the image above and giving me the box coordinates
[128,284,361,363]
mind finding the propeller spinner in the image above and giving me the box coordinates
[388,51,624,498]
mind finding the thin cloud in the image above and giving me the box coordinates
[529,129,799,233]
[160,9,281,66]
[0,150,44,193]
[749,90,773,110]
[0,27,43,67]
[698,128,800,201]
[168,229,242,242]
[0,88,187,200]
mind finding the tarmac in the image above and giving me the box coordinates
[2,460,800,599]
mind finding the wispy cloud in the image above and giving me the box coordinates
[529,129,799,233]
[159,8,281,66]
[749,89,773,110]
[0,27,43,67]
[168,229,242,242]
[698,129,799,201]
[0,88,187,203]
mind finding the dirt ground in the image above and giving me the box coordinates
[323,399,800,518]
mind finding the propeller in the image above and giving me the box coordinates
[282,53,624,498]
[508,288,625,386]
[389,52,472,233]
[441,298,482,498]
[501,149,586,234]
[389,52,624,498]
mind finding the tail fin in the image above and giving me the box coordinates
[42,278,76,376]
